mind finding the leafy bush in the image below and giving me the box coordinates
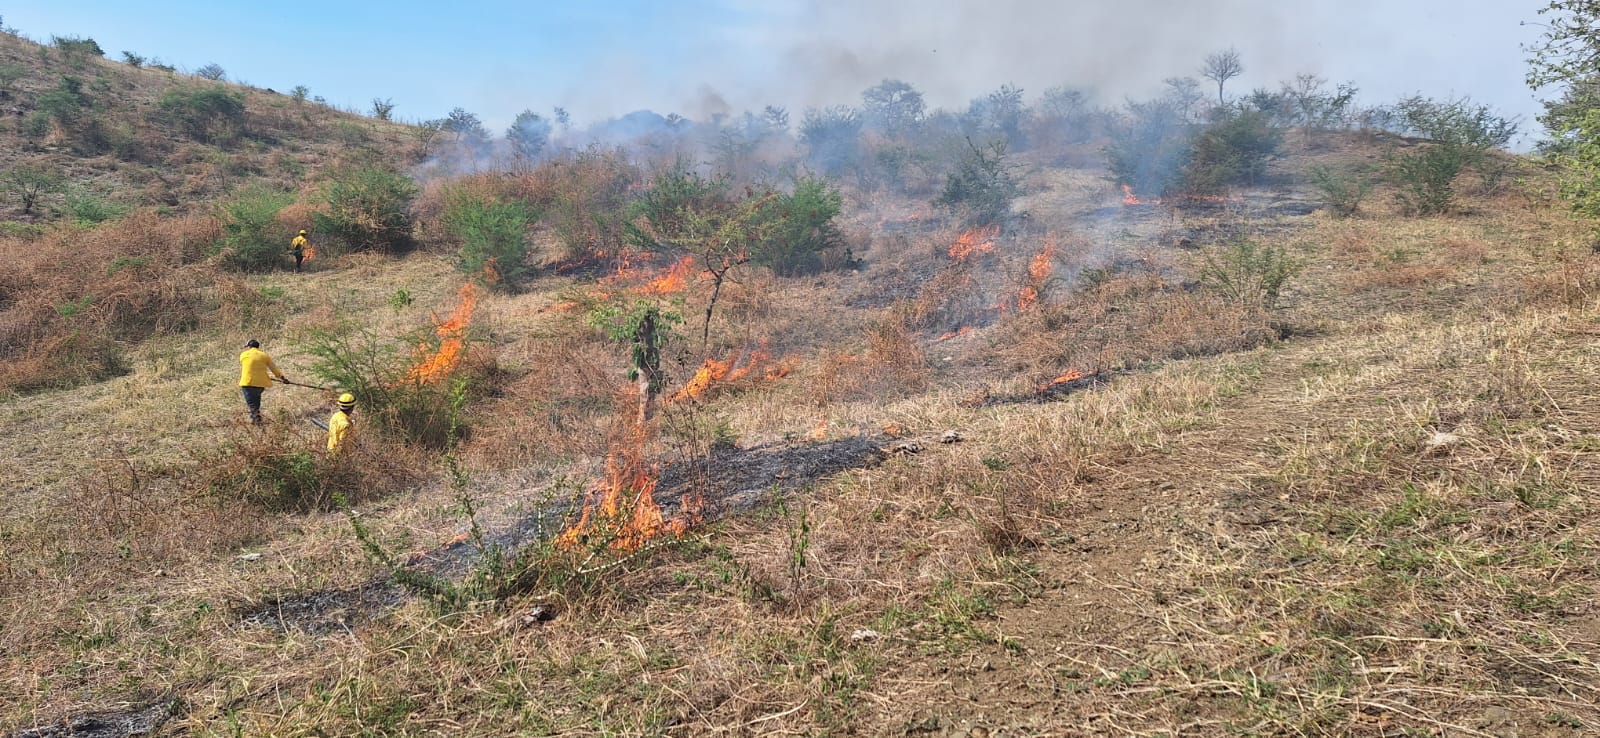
[120,51,145,67]
[63,187,127,225]
[299,320,479,449]
[626,166,728,254]
[2,165,65,214]
[36,76,90,125]
[935,138,1020,227]
[50,36,104,58]
[1182,109,1281,195]
[312,165,418,253]
[1388,144,1467,216]
[443,190,537,289]
[217,187,294,271]
[1106,98,1192,198]
[752,176,846,276]
[1199,238,1299,310]
[371,97,395,121]
[1308,165,1372,218]
[155,85,246,143]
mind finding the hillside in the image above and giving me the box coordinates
[0,30,415,222]
[3,28,1600,738]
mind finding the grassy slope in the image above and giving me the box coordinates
[3,127,1600,738]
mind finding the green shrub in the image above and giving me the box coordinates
[216,187,294,271]
[155,85,246,143]
[1106,98,1192,199]
[298,320,474,449]
[1182,109,1281,195]
[312,165,418,253]
[443,191,537,289]
[1199,238,1299,310]
[20,112,51,139]
[120,51,145,67]
[752,175,845,276]
[1388,144,1466,216]
[935,138,1020,227]
[64,186,127,224]
[626,166,728,253]
[1308,165,1372,218]
[36,76,90,125]
[2,165,65,214]
[50,36,104,59]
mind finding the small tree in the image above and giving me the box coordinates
[443,191,537,290]
[120,51,145,68]
[861,79,926,135]
[195,63,226,81]
[506,109,551,163]
[935,138,1020,226]
[1182,109,1281,195]
[1388,144,1468,216]
[370,97,395,121]
[3,165,65,214]
[752,176,845,276]
[1201,48,1244,105]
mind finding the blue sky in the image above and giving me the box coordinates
[7,1,1554,144]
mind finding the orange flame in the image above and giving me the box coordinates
[936,326,975,342]
[1121,184,1147,206]
[948,225,999,261]
[402,283,479,384]
[672,348,790,402]
[557,428,702,552]
[1041,368,1088,390]
[1017,235,1057,312]
[806,421,828,441]
[641,255,696,295]
[303,245,316,261]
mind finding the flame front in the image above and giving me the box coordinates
[557,426,702,552]
[641,255,695,295]
[403,283,479,384]
[1017,235,1057,312]
[1042,368,1087,390]
[1121,184,1148,206]
[936,326,975,342]
[672,348,790,402]
[948,225,999,261]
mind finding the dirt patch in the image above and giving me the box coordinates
[9,700,173,738]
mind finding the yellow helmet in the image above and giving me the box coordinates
[337,392,355,408]
[298,229,308,235]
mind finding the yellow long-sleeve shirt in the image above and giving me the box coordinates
[290,235,307,253]
[239,347,285,388]
[327,410,352,453]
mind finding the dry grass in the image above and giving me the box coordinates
[7,129,1600,736]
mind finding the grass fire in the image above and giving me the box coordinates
[5,6,1600,737]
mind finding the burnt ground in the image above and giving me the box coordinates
[8,700,173,738]
[234,435,889,634]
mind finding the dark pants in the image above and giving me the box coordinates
[242,386,264,424]
[293,252,303,272]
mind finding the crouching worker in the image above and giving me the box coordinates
[239,338,288,425]
[327,393,356,455]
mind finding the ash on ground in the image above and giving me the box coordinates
[9,701,173,738]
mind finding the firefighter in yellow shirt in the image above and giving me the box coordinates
[327,393,355,454]
[238,339,288,425]
[289,230,309,272]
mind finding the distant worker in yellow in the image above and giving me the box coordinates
[327,393,356,454]
[238,338,288,425]
[289,229,309,272]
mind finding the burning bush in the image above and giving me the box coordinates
[298,285,492,448]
